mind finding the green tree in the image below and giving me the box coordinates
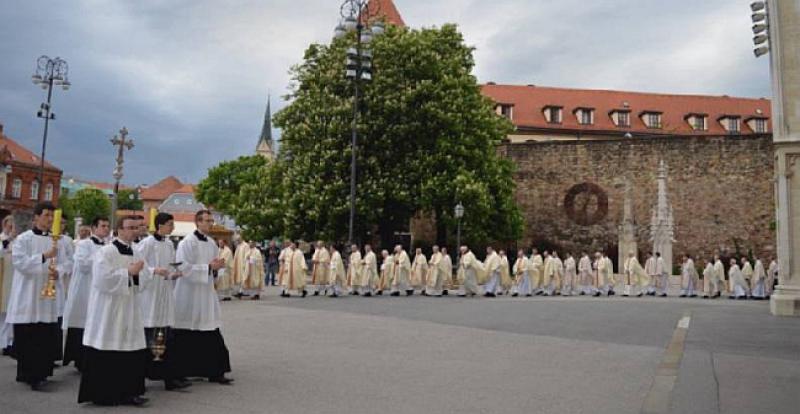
[272,23,522,246]
[60,188,111,235]
[117,188,143,210]
[196,155,284,241]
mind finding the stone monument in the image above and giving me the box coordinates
[650,160,674,275]
[618,177,637,268]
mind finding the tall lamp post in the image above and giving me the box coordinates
[333,0,385,245]
[455,202,464,261]
[109,127,134,230]
[32,56,71,200]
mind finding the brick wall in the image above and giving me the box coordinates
[501,134,775,268]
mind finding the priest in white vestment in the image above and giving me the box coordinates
[457,246,480,297]
[767,258,778,297]
[390,245,412,296]
[135,212,191,390]
[360,244,377,296]
[170,210,232,385]
[6,203,73,390]
[750,257,767,299]
[311,241,330,296]
[378,250,394,295]
[284,241,308,297]
[728,259,748,299]
[561,253,577,296]
[511,249,531,297]
[529,249,544,295]
[712,255,725,298]
[679,255,699,297]
[79,215,154,406]
[328,244,346,297]
[347,245,363,295]
[482,247,501,297]
[440,248,453,295]
[411,248,429,295]
[578,252,594,295]
[644,252,658,296]
[62,217,109,371]
[216,239,234,301]
[425,246,443,296]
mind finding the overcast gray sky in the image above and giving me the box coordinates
[0,0,770,186]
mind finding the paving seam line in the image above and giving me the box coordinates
[641,310,691,414]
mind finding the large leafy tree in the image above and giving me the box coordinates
[201,23,523,247]
[117,188,143,211]
[273,23,522,246]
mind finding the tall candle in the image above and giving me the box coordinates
[149,208,157,233]
[51,209,62,237]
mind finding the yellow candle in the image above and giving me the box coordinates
[51,209,62,237]
[149,208,157,233]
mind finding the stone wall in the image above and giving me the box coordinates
[500,134,775,270]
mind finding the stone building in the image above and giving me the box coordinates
[501,134,774,271]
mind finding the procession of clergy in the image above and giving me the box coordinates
[245,238,777,301]
[0,203,777,407]
[0,203,233,406]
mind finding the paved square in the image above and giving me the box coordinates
[1,289,798,413]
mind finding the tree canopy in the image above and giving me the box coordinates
[199,23,523,247]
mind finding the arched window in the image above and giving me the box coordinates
[44,183,54,201]
[30,180,39,200]
[12,178,21,199]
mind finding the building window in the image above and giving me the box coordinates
[617,111,630,127]
[644,112,662,129]
[576,108,594,125]
[725,117,740,134]
[12,178,21,199]
[30,180,39,200]
[754,118,767,133]
[692,116,706,131]
[44,183,54,201]
[496,104,513,120]
[544,106,562,124]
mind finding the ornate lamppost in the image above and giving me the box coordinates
[333,0,385,245]
[32,56,71,199]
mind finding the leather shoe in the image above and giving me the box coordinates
[122,396,149,406]
[209,376,234,385]
[165,379,192,391]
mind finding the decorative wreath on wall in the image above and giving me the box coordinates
[563,182,609,226]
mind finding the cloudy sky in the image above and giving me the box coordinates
[0,0,770,186]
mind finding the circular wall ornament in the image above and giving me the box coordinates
[564,182,608,226]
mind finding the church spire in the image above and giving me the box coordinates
[256,94,275,160]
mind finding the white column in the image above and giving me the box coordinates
[769,0,800,316]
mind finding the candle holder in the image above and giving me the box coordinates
[40,235,60,299]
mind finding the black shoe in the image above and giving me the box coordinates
[390,292,400,297]
[679,294,686,297]
[580,291,586,296]
[376,291,383,296]
[252,295,260,300]
[421,291,428,296]
[406,290,414,296]
[330,293,338,298]
[122,396,149,406]
[660,293,667,297]
[233,293,244,299]
[165,379,192,391]
[525,294,533,297]
[690,294,697,298]
[512,293,519,297]
[29,380,47,391]
[280,292,288,297]
[457,294,466,297]
[302,290,308,298]
[608,291,615,296]
[363,292,372,297]
[209,376,234,385]
[442,290,449,296]
[313,291,319,296]
[484,292,496,297]
[221,297,232,301]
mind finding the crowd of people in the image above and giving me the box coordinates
[225,240,778,301]
[0,204,232,406]
[0,203,777,407]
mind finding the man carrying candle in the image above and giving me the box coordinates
[5,202,73,390]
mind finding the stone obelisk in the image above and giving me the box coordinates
[618,178,637,268]
[650,160,673,276]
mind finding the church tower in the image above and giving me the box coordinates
[255,96,275,160]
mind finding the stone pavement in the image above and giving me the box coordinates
[1,288,798,414]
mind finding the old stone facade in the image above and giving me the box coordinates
[501,134,775,271]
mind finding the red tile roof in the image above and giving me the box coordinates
[364,0,406,27]
[139,176,184,201]
[0,127,60,171]
[480,84,772,136]
[116,209,195,223]
[174,184,195,194]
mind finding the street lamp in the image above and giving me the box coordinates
[109,127,134,230]
[751,2,770,57]
[455,202,464,262]
[32,56,70,200]
[334,0,384,245]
